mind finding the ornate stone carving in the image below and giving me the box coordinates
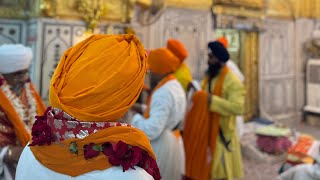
[213,0,264,9]
[0,20,26,45]
[215,14,264,31]
[166,0,212,9]
[41,0,133,22]
[266,0,295,19]
[77,0,108,31]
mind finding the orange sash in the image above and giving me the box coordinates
[205,66,229,158]
[30,125,155,176]
[0,83,45,147]
[183,66,229,180]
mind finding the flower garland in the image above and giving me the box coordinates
[29,107,161,180]
[0,75,37,131]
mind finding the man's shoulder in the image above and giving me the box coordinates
[226,70,243,84]
[154,79,185,99]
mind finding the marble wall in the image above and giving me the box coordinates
[259,18,317,125]
[133,7,213,80]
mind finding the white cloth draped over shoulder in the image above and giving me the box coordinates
[277,164,320,180]
[227,60,245,138]
[132,79,187,180]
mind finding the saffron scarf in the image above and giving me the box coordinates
[183,66,229,180]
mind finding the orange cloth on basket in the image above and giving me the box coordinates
[183,66,229,180]
[30,34,157,177]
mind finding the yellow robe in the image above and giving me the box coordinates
[203,70,245,180]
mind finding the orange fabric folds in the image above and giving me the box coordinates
[0,82,45,147]
[148,48,180,75]
[49,34,147,122]
[30,34,158,177]
[183,66,229,180]
[167,39,188,62]
[183,90,211,180]
[0,90,30,147]
[31,126,155,176]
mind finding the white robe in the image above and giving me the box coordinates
[277,164,320,180]
[16,146,153,180]
[132,79,187,180]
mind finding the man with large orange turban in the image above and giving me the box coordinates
[15,34,161,180]
[132,48,186,180]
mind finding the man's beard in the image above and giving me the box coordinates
[10,82,25,96]
[207,63,222,79]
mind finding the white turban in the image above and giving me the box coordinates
[0,44,33,74]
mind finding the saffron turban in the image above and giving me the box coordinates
[49,34,147,122]
[0,44,32,74]
[167,39,188,62]
[148,48,180,75]
[217,37,228,49]
[167,39,192,91]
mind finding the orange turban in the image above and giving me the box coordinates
[167,39,188,62]
[217,37,228,49]
[30,34,160,178]
[148,48,180,75]
[49,34,147,122]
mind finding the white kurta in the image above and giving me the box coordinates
[132,79,187,180]
[277,164,320,180]
[16,146,153,180]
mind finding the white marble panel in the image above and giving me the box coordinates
[259,19,297,123]
[0,19,26,45]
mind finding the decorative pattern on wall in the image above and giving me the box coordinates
[0,20,25,45]
[26,19,127,101]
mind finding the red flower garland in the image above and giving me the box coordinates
[80,140,161,180]
[29,107,55,146]
[29,107,161,180]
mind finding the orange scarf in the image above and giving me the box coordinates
[143,74,176,118]
[183,66,229,180]
[204,66,229,157]
[30,125,155,176]
[0,83,45,147]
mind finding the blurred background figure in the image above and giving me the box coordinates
[0,44,45,180]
